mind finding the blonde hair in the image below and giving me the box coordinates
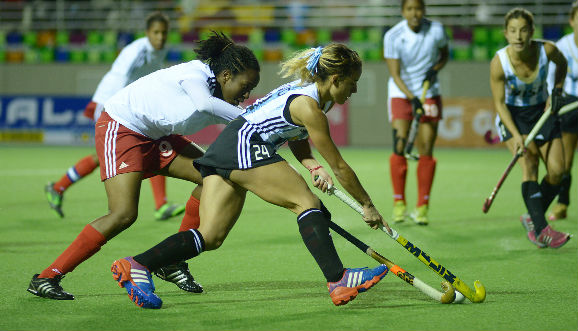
[279,44,362,84]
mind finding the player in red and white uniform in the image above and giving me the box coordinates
[383,0,449,225]
[545,2,578,221]
[44,12,184,221]
[27,32,261,301]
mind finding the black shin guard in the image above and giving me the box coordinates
[540,177,561,211]
[297,208,344,282]
[134,229,205,271]
[521,181,547,235]
[558,174,572,206]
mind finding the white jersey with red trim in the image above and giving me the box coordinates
[104,60,244,139]
[383,18,448,99]
[92,37,167,105]
[548,33,578,96]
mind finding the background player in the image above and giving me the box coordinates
[109,44,390,309]
[27,32,260,300]
[546,1,578,221]
[44,12,185,221]
[383,0,449,225]
[490,7,571,248]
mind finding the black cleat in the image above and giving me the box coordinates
[27,274,74,300]
[154,262,203,293]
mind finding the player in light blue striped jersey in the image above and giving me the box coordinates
[490,7,571,248]
[113,44,391,308]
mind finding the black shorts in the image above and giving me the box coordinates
[560,108,578,133]
[496,103,561,146]
[193,117,285,179]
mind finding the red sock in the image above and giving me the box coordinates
[149,175,167,210]
[179,195,200,231]
[38,224,107,278]
[53,155,98,193]
[389,153,407,203]
[417,156,436,207]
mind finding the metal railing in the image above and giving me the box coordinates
[0,0,571,32]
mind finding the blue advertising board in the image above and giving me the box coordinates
[0,96,94,144]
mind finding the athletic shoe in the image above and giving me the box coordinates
[411,205,428,225]
[392,201,406,223]
[547,203,568,221]
[27,274,74,300]
[154,261,203,293]
[44,182,64,218]
[111,256,162,309]
[155,202,186,221]
[536,226,572,249]
[327,264,388,306]
[519,213,544,248]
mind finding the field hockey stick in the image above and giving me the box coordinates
[326,218,459,304]
[482,100,578,213]
[322,183,481,303]
[404,80,430,160]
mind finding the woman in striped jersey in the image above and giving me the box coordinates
[383,0,449,225]
[111,44,391,309]
[546,1,578,221]
[490,7,571,248]
[27,32,260,301]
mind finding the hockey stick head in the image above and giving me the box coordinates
[471,280,486,303]
[483,130,500,145]
[440,281,456,304]
[482,198,492,213]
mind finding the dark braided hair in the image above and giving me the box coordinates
[194,31,260,76]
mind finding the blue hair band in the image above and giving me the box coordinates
[305,46,323,75]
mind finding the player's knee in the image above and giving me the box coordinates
[110,208,138,229]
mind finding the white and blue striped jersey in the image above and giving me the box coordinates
[547,33,578,96]
[383,18,448,98]
[241,81,331,151]
[497,42,549,107]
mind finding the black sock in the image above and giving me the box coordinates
[521,181,547,235]
[133,229,205,271]
[558,174,572,206]
[298,208,344,282]
[540,177,561,211]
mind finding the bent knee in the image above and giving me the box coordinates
[109,209,138,229]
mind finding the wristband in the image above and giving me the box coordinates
[308,165,323,173]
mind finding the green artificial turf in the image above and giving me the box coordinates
[0,145,576,331]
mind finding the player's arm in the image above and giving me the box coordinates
[179,76,244,121]
[489,55,524,153]
[290,96,389,230]
[288,139,333,192]
[544,41,567,89]
[385,57,416,99]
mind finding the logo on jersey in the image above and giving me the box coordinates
[159,140,174,157]
[119,162,129,170]
[207,77,217,95]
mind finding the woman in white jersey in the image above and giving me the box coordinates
[44,12,185,222]
[490,7,571,249]
[110,44,391,309]
[546,2,578,221]
[383,0,449,225]
[27,32,260,302]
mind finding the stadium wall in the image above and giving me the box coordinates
[0,62,494,147]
